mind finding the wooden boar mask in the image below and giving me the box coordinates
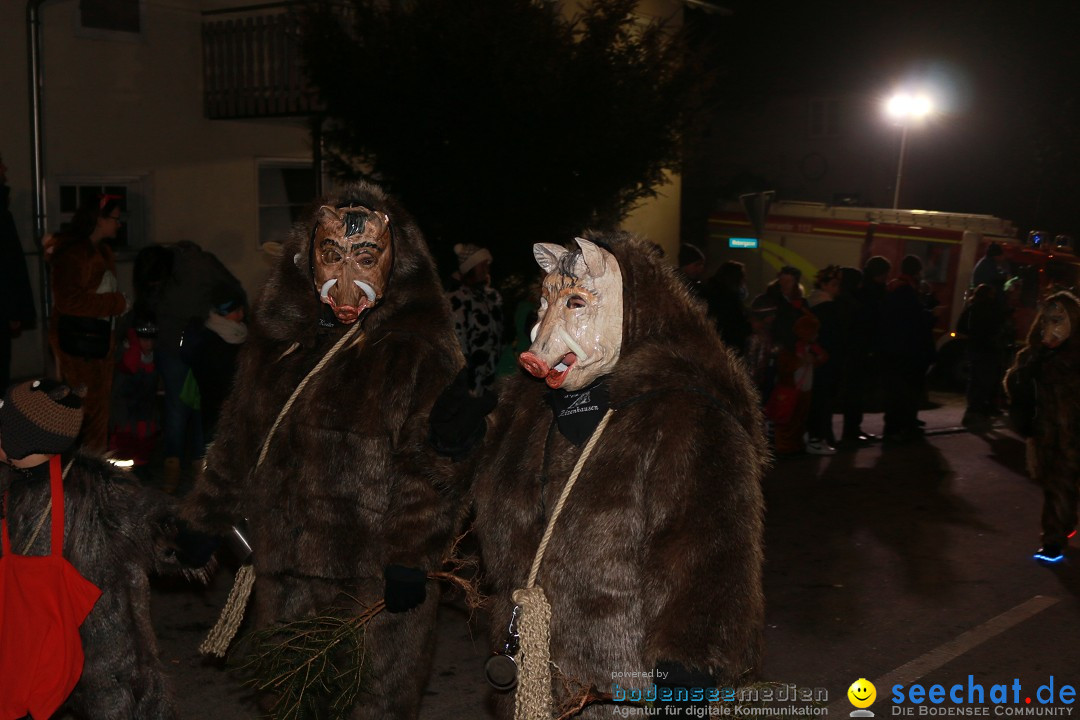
[1041,300,1073,349]
[519,238,623,391]
[311,204,393,325]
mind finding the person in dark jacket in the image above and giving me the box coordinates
[0,154,36,390]
[134,241,245,491]
[972,242,1010,299]
[843,256,890,443]
[179,285,247,442]
[960,284,1006,432]
[806,265,846,454]
[763,265,809,353]
[707,260,752,356]
[880,255,936,442]
[675,242,708,304]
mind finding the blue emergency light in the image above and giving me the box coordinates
[728,237,759,249]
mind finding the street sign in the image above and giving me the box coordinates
[729,237,759,249]
[739,191,775,238]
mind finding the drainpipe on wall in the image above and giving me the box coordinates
[313,115,323,197]
[27,0,51,373]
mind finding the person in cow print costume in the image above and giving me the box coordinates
[447,243,503,395]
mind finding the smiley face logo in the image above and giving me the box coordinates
[848,678,877,708]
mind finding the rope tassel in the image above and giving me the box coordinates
[199,563,256,657]
[512,586,553,720]
[200,322,365,658]
[511,408,614,720]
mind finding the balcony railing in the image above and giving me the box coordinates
[202,2,321,119]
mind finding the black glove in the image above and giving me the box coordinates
[429,367,497,461]
[174,521,223,568]
[655,661,714,714]
[383,564,427,613]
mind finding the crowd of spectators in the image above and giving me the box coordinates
[688,244,1036,457]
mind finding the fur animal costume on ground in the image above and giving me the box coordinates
[1,379,189,719]
[1004,291,1080,562]
[472,232,768,718]
[184,182,464,719]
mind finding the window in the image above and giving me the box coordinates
[79,0,141,34]
[258,162,316,246]
[54,177,147,249]
[808,98,840,138]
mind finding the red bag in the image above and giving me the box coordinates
[763,384,799,425]
[0,455,101,720]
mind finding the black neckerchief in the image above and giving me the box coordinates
[546,378,610,446]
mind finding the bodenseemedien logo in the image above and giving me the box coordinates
[849,678,878,717]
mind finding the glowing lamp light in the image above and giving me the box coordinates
[886,93,934,121]
[108,458,135,468]
[884,89,937,209]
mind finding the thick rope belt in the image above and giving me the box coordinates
[200,323,365,658]
[513,408,614,720]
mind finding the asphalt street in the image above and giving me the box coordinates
[143,393,1080,719]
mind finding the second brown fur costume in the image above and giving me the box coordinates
[1004,291,1080,557]
[472,232,768,717]
[184,182,464,718]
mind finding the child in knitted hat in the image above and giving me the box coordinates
[0,378,84,469]
[0,376,209,718]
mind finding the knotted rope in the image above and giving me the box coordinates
[200,322,365,658]
[512,408,614,720]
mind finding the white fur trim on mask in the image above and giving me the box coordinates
[354,280,377,302]
[320,278,338,301]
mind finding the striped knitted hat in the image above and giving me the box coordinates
[0,379,84,460]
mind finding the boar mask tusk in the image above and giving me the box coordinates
[354,280,377,302]
[557,326,588,362]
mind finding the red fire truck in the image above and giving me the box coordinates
[706,200,1080,389]
[706,199,1020,334]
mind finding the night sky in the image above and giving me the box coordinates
[696,0,1080,236]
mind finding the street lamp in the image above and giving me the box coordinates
[885,92,934,209]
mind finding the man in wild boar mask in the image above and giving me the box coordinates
[472,233,768,718]
[185,182,463,718]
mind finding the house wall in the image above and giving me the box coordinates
[2,0,687,379]
[2,0,310,379]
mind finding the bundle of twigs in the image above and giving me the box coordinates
[238,598,382,720]
[236,536,484,720]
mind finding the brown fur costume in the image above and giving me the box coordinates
[2,454,183,719]
[1004,291,1080,549]
[49,236,126,452]
[184,182,464,719]
[472,232,768,717]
